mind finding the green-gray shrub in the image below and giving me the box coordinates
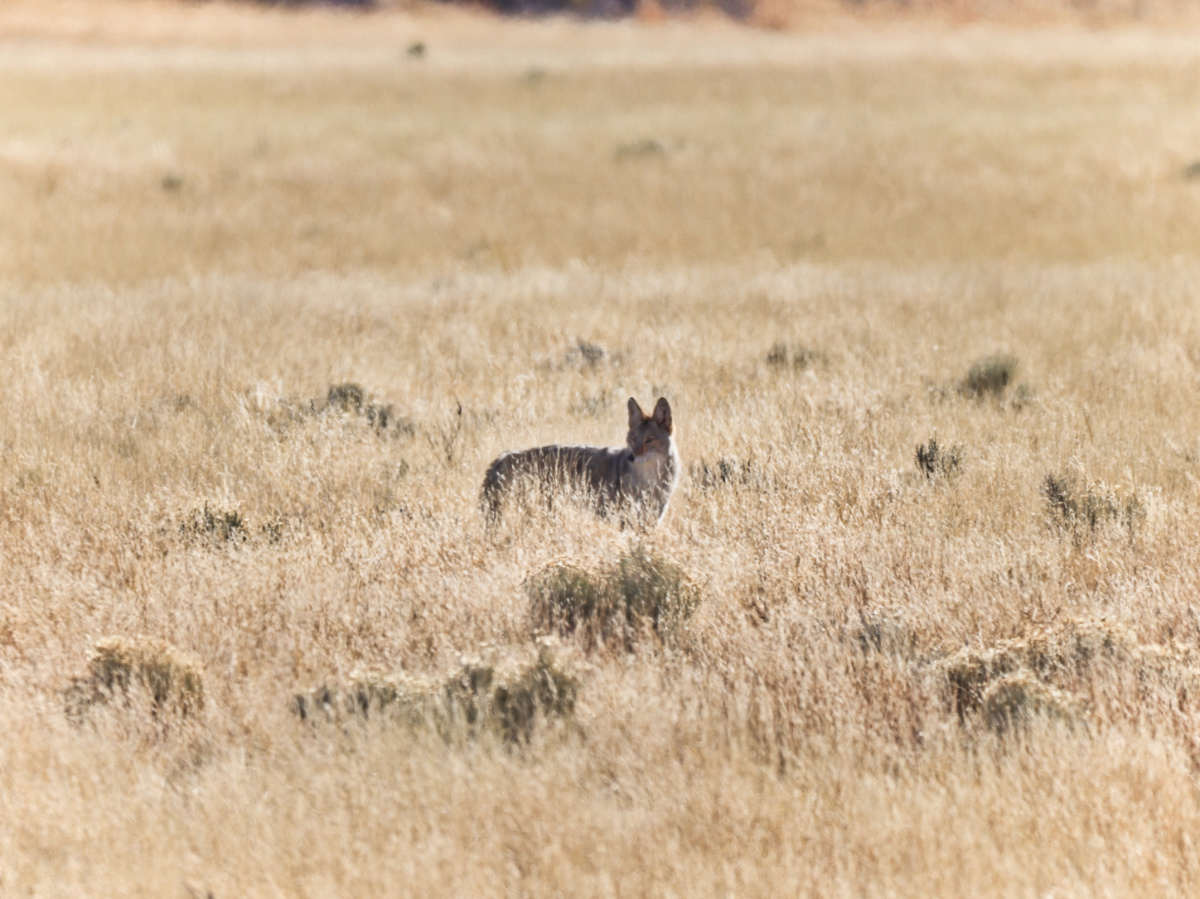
[1042,472,1143,534]
[766,342,823,371]
[960,353,1018,398]
[528,545,700,650]
[915,437,964,480]
[981,672,1080,735]
[66,636,205,721]
[294,643,579,746]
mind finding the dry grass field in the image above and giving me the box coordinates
[7,2,1200,895]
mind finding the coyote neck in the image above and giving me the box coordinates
[626,444,680,520]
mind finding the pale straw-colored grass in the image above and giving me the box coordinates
[5,5,1200,896]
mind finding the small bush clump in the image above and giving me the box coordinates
[691,457,762,492]
[960,353,1018,399]
[326,382,366,414]
[252,382,414,439]
[527,545,701,651]
[935,617,1199,736]
[180,506,289,545]
[940,620,1126,723]
[980,672,1080,735]
[915,437,964,481]
[1011,383,1035,410]
[293,642,579,745]
[1042,472,1144,534]
[568,340,606,367]
[324,382,412,436]
[66,636,205,721]
[849,610,921,659]
[183,505,248,544]
[766,342,824,371]
[615,139,665,160]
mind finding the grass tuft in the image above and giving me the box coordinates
[321,382,413,437]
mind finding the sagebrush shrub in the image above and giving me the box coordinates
[960,353,1018,398]
[66,636,205,721]
[293,643,579,745]
[915,437,964,480]
[1042,472,1143,534]
[766,342,823,371]
[691,456,761,491]
[326,382,365,414]
[981,672,1080,735]
[528,545,700,651]
[183,505,248,544]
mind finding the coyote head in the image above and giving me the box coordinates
[627,397,674,460]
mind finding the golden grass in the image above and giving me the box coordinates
[7,4,1200,895]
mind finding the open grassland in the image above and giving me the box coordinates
[8,5,1200,895]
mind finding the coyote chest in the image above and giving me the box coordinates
[482,397,680,526]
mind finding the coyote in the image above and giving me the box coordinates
[482,397,680,526]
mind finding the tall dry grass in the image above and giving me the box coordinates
[5,7,1200,896]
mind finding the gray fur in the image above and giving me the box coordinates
[482,396,680,526]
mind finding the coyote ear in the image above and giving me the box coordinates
[652,397,673,434]
[628,397,646,427]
